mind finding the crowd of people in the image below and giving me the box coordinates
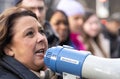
[0,0,120,79]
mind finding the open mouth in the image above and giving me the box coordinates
[35,49,45,54]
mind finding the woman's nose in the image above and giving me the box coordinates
[37,32,46,43]
[60,24,67,30]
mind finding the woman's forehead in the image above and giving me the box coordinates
[13,16,41,30]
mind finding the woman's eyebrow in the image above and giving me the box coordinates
[23,27,33,33]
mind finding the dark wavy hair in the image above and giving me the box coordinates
[0,7,37,57]
[46,10,70,46]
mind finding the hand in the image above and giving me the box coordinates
[40,68,57,79]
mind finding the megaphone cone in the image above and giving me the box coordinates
[44,46,120,79]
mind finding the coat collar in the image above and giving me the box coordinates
[0,55,40,79]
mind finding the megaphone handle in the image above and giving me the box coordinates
[63,72,80,79]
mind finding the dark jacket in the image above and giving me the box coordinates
[44,21,59,48]
[102,25,120,58]
[0,55,40,79]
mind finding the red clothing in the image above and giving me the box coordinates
[70,33,86,50]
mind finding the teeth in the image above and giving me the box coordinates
[39,50,44,52]
[36,49,44,54]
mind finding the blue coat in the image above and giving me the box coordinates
[0,55,40,79]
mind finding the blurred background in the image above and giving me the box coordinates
[0,0,120,19]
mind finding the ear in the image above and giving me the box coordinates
[4,46,14,57]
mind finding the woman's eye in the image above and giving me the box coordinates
[26,31,34,37]
[39,29,45,35]
[55,21,61,25]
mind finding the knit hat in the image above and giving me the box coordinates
[57,0,85,16]
[108,12,120,23]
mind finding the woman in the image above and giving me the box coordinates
[56,0,86,50]
[81,10,110,58]
[47,10,74,46]
[0,7,57,79]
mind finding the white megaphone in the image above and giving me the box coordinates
[44,45,120,79]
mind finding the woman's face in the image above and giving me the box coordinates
[68,14,84,33]
[83,15,101,37]
[5,16,48,71]
[50,11,69,42]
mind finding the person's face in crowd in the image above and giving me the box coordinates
[50,11,69,42]
[83,15,101,37]
[21,0,46,25]
[68,14,84,33]
[4,16,48,71]
[105,21,120,34]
